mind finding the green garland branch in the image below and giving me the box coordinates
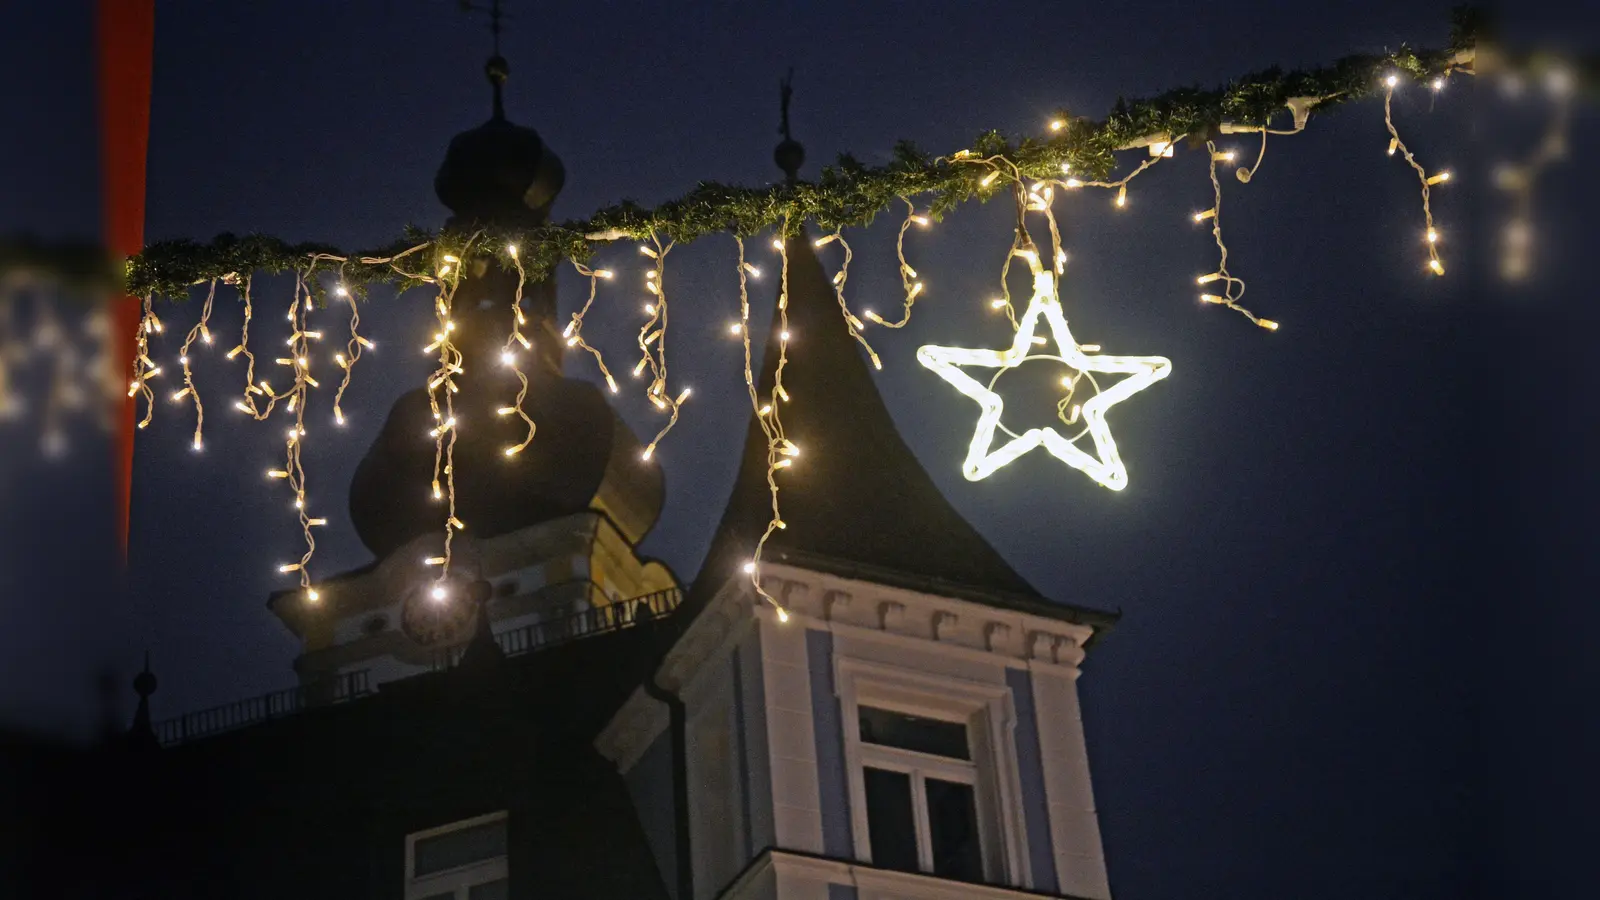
[126,16,1483,300]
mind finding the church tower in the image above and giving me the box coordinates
[266,52,679,688]
[597,100,1119,900]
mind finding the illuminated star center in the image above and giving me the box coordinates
[916,269,1171,489]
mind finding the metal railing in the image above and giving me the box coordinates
[433,585,683,670]
[151,586,685,746]
[154,669,371,747]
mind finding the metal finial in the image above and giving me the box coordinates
[779,68,795,140]
[461,0,512,117]
[774,68,805,183]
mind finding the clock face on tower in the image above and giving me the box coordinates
[400,581,478,647]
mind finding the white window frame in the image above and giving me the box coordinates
[835,657,1031,887]
[404,810,510,900]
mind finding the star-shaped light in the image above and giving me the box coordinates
[917,268,1170,489]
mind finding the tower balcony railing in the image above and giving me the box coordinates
[151,584,684,747]
[153,669,371,747]
[430,584,683,670]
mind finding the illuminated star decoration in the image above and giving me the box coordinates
[916,267,1170,490]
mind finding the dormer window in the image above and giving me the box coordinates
[858,705,983,880]
[837,657,1032,887]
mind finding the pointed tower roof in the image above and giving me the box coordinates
[692,233,1116,633]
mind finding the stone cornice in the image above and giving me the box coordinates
[765,562,1094,673]
[595,558,1101,769]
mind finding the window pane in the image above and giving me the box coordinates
[469,878,509,900]
[925,778,982,881]
[858,706,970,760]
[414,819,508,876]
[863,767,919,872]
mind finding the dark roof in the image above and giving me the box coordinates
[687,232,1115,632]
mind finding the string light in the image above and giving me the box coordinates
[636,231,687,461]
[128,294,161,430]
[1382,74,1448,276]
[329,276,365,427]
[261,265,325,605]
[566,259,621,394]
[733,232,793,623]
[865,198,931,330]
[1496,68,1572,280]
[812,230,882,369]
[499,247,537,458]
[1193,140,1276,330]
[173,279,217,449]
[423,243,471,590]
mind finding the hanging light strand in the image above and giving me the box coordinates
[328,263,367,428]
[565,258,620,394]
[636,232,688,461]
[499,246,537,457]
[1382,76,1450,276]
[865,197,931,329]
[813,231,881,370]
[272,265,321,603]
[1195,140,1276,330]
[171,279,215,449]
[736,232,793,624]
[1497,70,1572,280]
[424,246,470,585]
[227,274,278,419]
[128,294,161,430]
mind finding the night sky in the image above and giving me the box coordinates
[4,3,1596,897]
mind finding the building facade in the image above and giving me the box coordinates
[6,55,1122,900]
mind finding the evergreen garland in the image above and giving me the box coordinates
[116,13,1479,300]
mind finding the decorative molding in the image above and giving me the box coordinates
[877,601,905,632]
[822,589,852,622]
[764,562,1096,674]
[1027,631,1056,662]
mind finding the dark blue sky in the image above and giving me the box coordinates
[4,3,1596,898]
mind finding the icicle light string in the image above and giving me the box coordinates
[226,274,273,419]
[636,232,690,462]
[1383,74,1452,276]
[732,235,792,624]
[1194,140,1276,330]
[171,278,215,450]
[1497,67,1572,280]
[271,265,324,603]
[563,257,620,394]
[498,245,538,458]
[864,197,930,329]
[329,265,369,428]
[812,231,881,370]
[129,294,161,430]
[421,244,471,595]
